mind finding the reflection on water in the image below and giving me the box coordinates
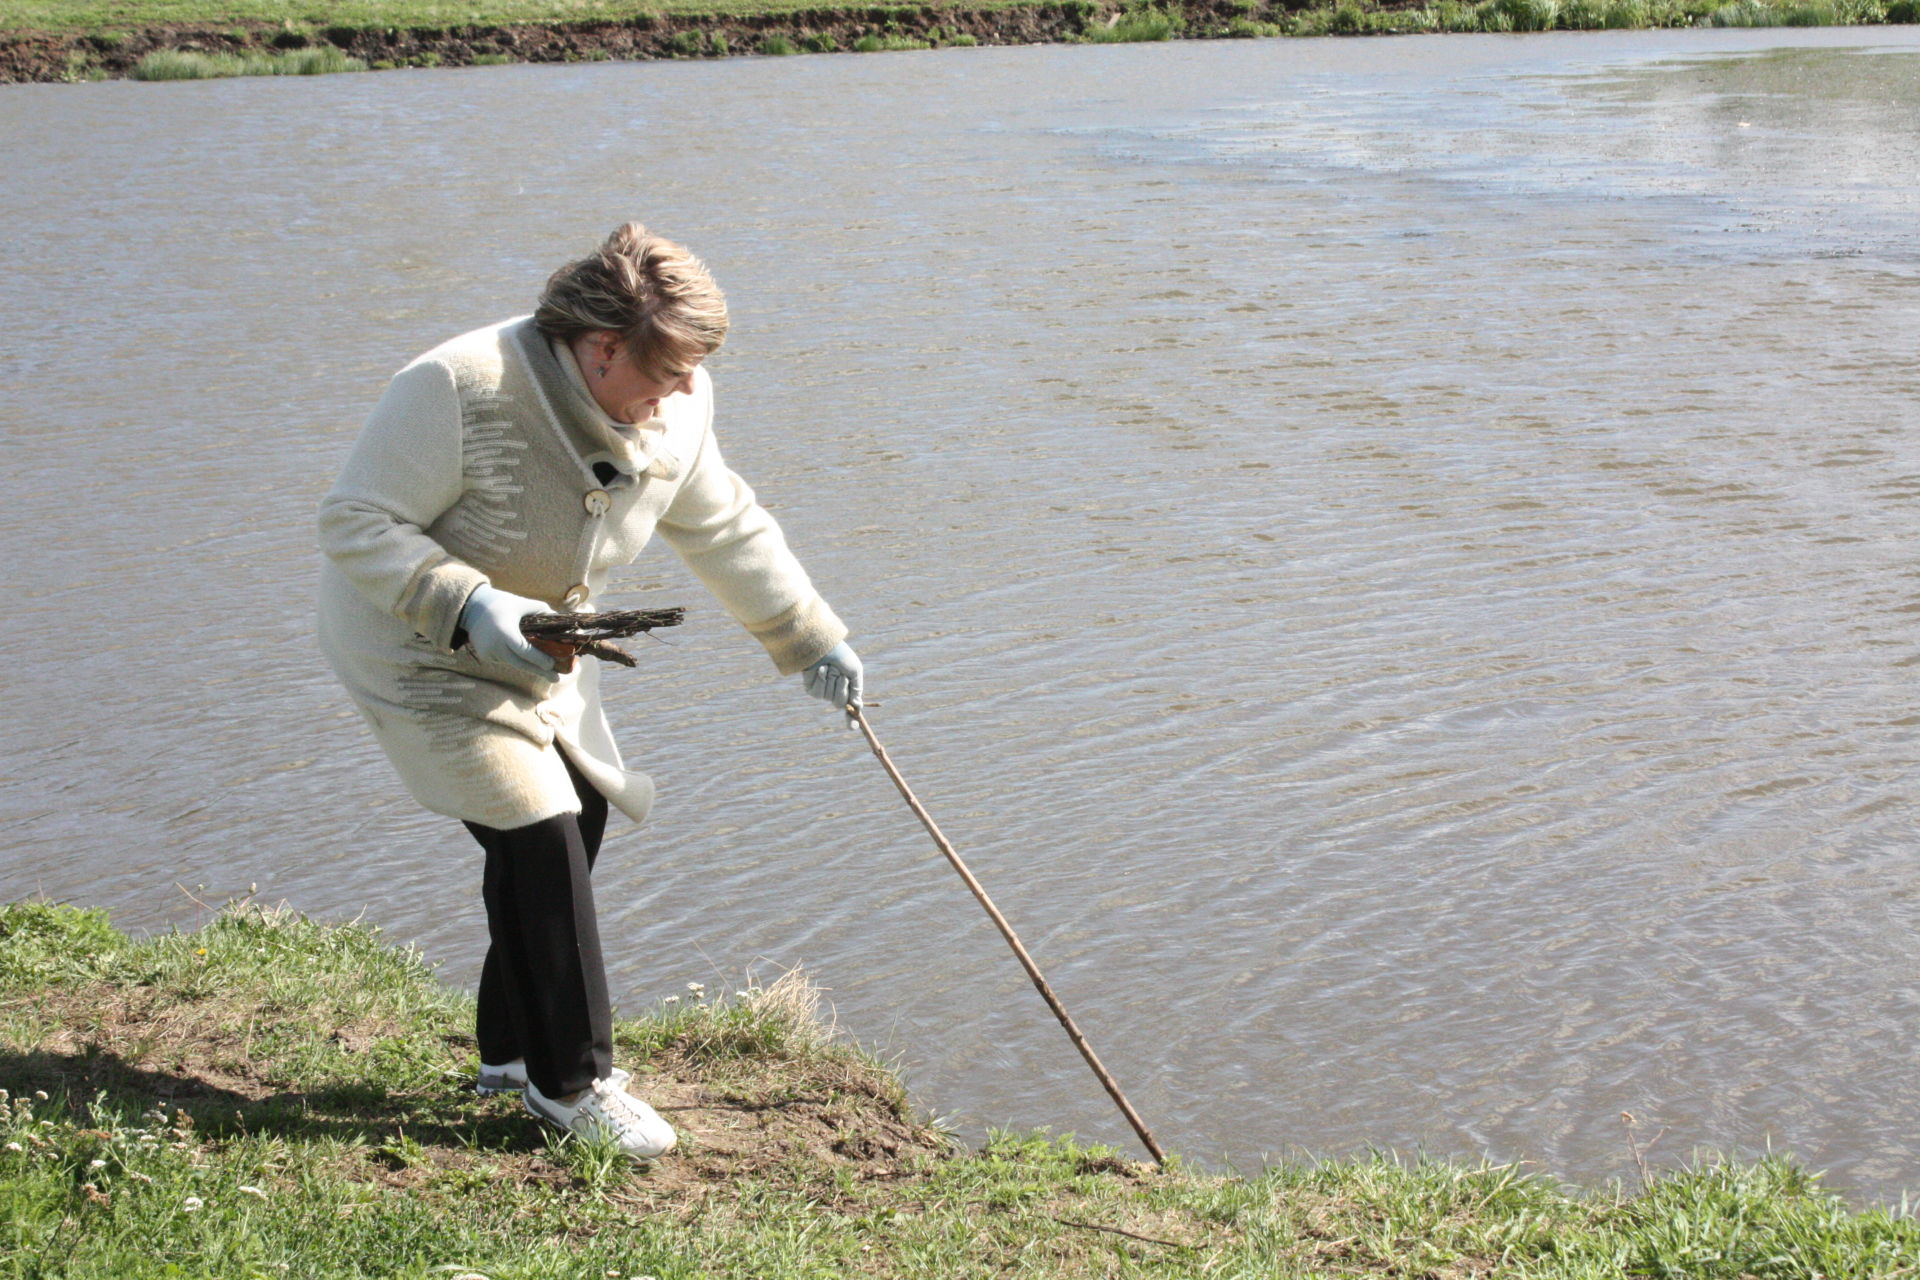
[2,27,1918,1200]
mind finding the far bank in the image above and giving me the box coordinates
[4,0,1916,83]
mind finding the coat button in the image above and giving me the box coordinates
[563,584,590,609]
[583,489,610,517]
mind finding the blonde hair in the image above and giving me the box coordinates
[533,223,729,373]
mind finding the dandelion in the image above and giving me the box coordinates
[238,1185,267,1200]
[182,1196,204,1211]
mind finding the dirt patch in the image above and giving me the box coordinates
[0,1,1273,83]
[0,980,950,1208]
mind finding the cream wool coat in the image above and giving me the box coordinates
[317,316,847,830]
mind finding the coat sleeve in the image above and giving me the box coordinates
[317,359,489,652]
[654,389,847,675]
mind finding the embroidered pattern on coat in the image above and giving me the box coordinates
[393,667,488,754]
[436,395,531,566]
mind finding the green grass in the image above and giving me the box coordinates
[4,0,1030,33]
[851,30,928,48]
[1268,0,1890,33]
[128,43,362,74]
[1084,4,1180,38]
[3,898,1918,1278]
[5,0,1912,73]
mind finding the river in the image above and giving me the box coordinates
[2,25,1917,1201]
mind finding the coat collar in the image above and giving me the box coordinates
[544,334,668,471]
[503,319,682,486]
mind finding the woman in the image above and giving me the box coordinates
[317,223,863,1159]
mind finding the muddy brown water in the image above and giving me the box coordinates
[3,28,1918,1201]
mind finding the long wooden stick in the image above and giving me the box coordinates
[846,704,1169,1168]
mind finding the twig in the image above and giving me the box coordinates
[576,639,637,668]
[1049,1217,1189,1248]
[520,607,684,669]
[848,704,1169,1168]
[1621,1112,1668,1193]
[520,607,685,641]
[174,883,218,913]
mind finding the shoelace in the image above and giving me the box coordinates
[586,1079,654,1138]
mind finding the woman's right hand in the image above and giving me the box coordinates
[461,584,558,677]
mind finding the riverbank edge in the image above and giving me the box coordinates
[3,896,1919,1278]
[5,0,1916,83]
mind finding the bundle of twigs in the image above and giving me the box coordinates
[520,607,685,670]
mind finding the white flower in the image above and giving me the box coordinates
[238,1185,267,1200]
[3,1143,20,1153]
[32,1091,47,1101]
[662,995,680,1004]
[182,1196,204,1212]
[129,1171,153,1184]
[89,1159,107,1169]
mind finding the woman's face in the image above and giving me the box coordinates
[576,331,700,424]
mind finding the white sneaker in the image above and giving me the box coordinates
[524,1076,677,1159]
[475,1059,629,1095]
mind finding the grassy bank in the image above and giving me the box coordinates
[2,898,1918,1277]
[3,0,1916,83]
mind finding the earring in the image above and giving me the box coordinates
[595,363,611,379]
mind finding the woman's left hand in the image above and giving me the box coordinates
[802,641,864,711]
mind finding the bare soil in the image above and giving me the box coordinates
[0,2,1263,83]
[4,980,959,1208]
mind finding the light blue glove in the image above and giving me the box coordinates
[461,583,557,678]
[802,641,863,712]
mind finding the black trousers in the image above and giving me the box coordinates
[462,752,612,1099]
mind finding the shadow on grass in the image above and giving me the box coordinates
[0,1044,545,1159]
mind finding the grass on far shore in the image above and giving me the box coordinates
[126,42,360,71]
[3,897,1919,1278]
[10,0,1920,84]
[12,0,993,32]
[8,0,1920,36]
